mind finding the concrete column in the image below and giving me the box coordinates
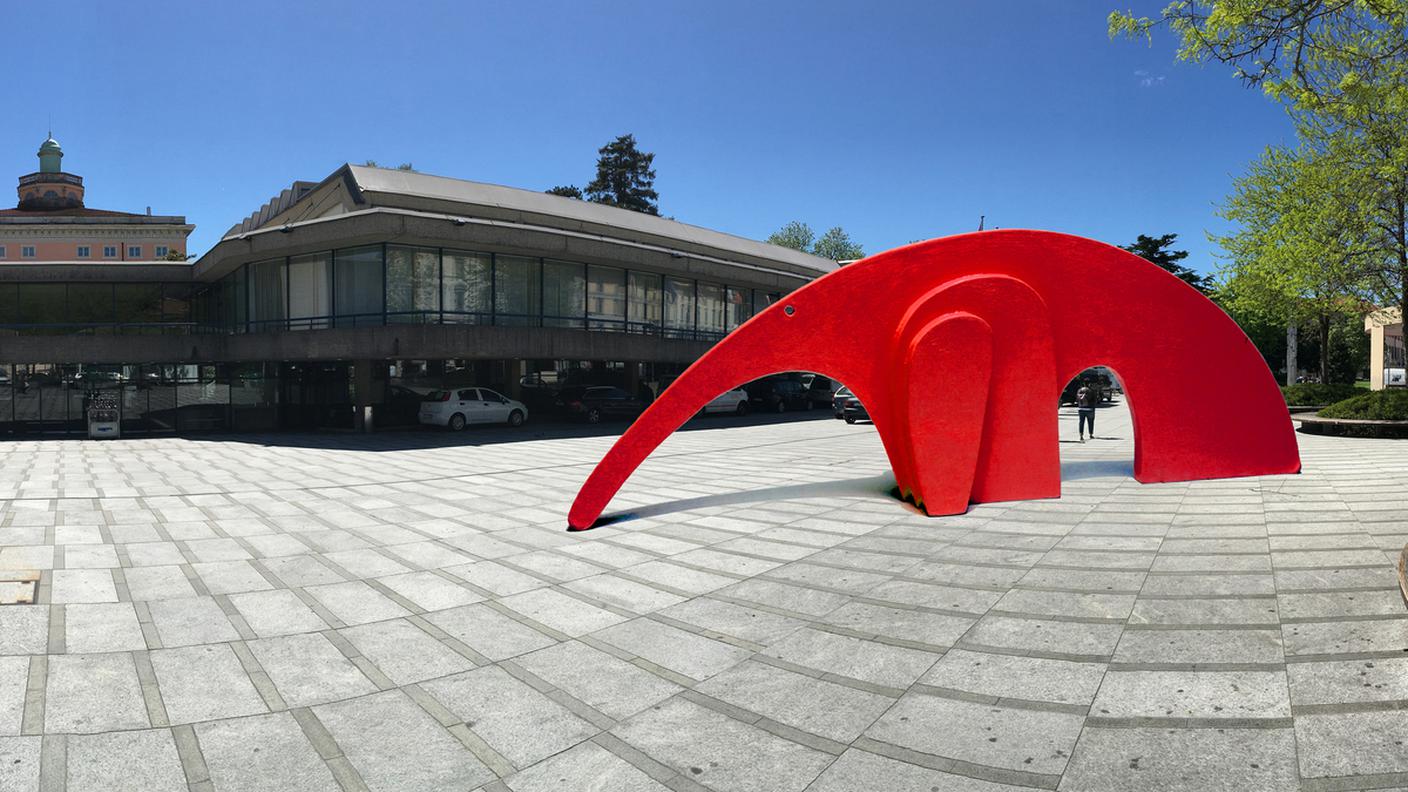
[1369,323,1385,390]
[505,360,524,400]
[353,359,375,431]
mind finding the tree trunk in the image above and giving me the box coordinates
[1286,322,1298,386]
[1319,313,1330,383]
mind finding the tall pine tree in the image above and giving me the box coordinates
[584,134,660,215]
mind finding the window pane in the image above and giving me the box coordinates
[114,284,163,331]
[248,258,286,330]
[442,250,491,324]
[231,267,248,331]
[663,276,694,337]
[628,271,661,333]
[494,255,540,326]
[0,284,18,331]
[754,290,781,315]
[161,283,193,331]
[697,282,725,337]
[726,286,753,330]
[386,246,439,324]
[543,260,585,328]
[288,252,332,330]
[587,265,626,331]
[19,284,66,331]
[68,284,114,329]
[334,246,383,327]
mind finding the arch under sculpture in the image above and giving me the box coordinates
[567,230,1300,530]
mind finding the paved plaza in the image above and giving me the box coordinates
[0,403,1405,791]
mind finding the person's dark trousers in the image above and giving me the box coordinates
[1078,407,1095,438]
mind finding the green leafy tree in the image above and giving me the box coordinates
[766,221,865,260]
[1109,2,1408,117]
[1119,234,1212,293]
[813,227,865,260]
[1110,1,1408,327]
[766,221,816,252]
[546,185,583,199]
[1215,141,1375,383]
[584,134,659,215]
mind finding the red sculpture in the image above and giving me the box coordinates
[568,230,1300,530]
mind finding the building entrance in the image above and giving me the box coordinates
[279,362,353,431]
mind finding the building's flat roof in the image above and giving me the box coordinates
[0,207,189,224]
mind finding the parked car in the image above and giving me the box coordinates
[745,378,813,412]
[799,374,839,407]
[832,386,855,419]
[843,396,870,424]
[556,385,650,423]
[419,388,528,430]
[380,384,429,427]
[699,387,749,416]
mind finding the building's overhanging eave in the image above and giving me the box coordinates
[195,206,826,285]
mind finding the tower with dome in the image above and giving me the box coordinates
[1,133,192,261]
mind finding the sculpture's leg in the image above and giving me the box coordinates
[900,311,993,516]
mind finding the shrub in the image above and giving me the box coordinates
[1317,390,1408,421]
[1280,383,1363,405]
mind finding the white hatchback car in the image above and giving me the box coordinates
[700,387,749,415]
[419,388,528,430]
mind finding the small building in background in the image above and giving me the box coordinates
[1365,307,1405,389]
[1,135,192,262]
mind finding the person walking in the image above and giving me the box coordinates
[1076,381,1097,442]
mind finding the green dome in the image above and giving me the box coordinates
[37,136,63,173]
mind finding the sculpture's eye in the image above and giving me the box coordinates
[784,305,795,316]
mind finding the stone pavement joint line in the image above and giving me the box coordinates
[0,403,1404,791]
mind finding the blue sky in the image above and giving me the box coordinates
[0,1,1292,273]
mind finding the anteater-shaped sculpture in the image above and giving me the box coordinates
[568,230,1300,530]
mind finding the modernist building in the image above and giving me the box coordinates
[1,137,191,263]
[0,162,834,435]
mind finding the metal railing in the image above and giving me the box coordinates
[241,310,730,342]
[0,322,222,336]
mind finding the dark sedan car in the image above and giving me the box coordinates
[843,396,870,424]
[832,386,855,419]
[555,385,649,423]
[745,378,813,412]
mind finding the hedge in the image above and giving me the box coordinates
[1280,383,1364,405]
[1317,389,1408,421]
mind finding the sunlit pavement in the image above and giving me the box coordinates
[0,401,1405,791]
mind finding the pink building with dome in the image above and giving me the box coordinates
[0,135,192,262]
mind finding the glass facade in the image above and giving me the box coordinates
[386,246,439,324]
[248,258,285,330]
[288,252,332,330]
[542,259,585,328]
[0,243,789,341]
[587,265,627,331]
[663,276,695,339]
[442,250,491,324]
[494,255,541,326]
[628,271,662,334]
[334,246,383,328]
